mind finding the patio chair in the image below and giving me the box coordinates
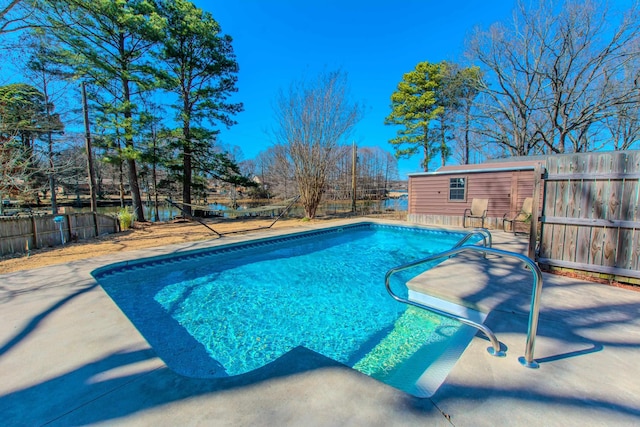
[503,197,533,234]
[463,198,488,228]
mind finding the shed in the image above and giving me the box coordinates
[407,160,542,229]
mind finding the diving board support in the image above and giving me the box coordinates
[385,244,543,369]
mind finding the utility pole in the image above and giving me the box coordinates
[351,141,357,213]
[82,81,98,212]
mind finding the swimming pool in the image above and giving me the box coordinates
[92,222,483,397]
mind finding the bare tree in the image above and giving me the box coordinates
[324,145,351,200]
[466,4,548,156]
[537,1,640,153]
[256,143,398,205]
[323,145,399,202]
[467,0,640,155]
[272,71,362,218]
[270,144,294,199]
[253,145,292,200]
[601,55,640,151]
[604,103,640,151]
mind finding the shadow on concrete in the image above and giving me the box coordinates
[418,248,640,359]
[0,283,98,357]
[0,345,441,425]
[416,381,640,421]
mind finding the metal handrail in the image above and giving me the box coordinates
[385,245,543,368]
[453,228,492,250]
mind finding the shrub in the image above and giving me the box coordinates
[117,207,137,230]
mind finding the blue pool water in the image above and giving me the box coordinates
[93,223,479,396]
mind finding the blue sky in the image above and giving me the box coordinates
[197,0,517,178]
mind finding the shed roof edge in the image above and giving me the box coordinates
[408,165,537,177]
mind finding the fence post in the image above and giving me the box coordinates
[65,214,72,242]
[30,215,39,249]
[93,212,99,237]
[529,162,544,261]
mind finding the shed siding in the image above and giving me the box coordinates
[514,170,535,211]
[409,170,534,218]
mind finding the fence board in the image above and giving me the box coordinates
[602,155,619,268]
[633,231,640,271]
[589,227,603,266]
[539,161,557,261]
[622,180,638,222]
[575,157,591,265]
[563,161,582,262]
[545,156,561,261]
[618,229,634,270]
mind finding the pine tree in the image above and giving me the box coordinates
[385,61,446,172]
[36,0,167,220]
[155,0,243,215]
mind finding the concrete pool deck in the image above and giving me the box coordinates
[1,218,640,426]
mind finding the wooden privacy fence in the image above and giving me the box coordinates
[0,213,119,257]
[538,151,640,281]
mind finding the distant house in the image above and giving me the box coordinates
[408,160,542,229]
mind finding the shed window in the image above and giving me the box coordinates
[449,177,466,201]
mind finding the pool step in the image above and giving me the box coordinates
[352,305,479,397]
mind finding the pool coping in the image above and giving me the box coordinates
[2,217,640,425]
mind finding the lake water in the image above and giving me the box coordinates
[66,197,408,222]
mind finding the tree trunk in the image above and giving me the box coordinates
[118,159,125,208]
[422,144,429,172]
[47,130,57,214]
[463,102,472,164]
[121,120,144,220]
[126,157,144,220]
[182,119,192,216]
[152,138,159,222]
[120,34,145,221]
[115,129,126,208]
[42,78,58,214]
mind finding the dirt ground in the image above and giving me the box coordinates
[0,217,318,275]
